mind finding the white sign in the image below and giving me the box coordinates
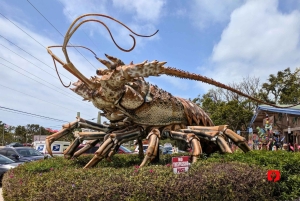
[172,156,190,174]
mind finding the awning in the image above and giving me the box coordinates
[249,104,300,127]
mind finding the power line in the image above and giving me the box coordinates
[0,106,68,123]
[63,9,103,55]
[0,83,94,118]
[0,108,66,124]
[26,0,97,69]
[0,43,59,80]
[0,12,45,48]
[0,34,75,82]
[0,42,96,104]
[0,60,87,103]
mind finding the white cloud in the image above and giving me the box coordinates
[57,0,161,52]
[58,0,109,22]
[190,0,245,29]
[198,0,300,91]
[112,0,166,23]
[0,17,103,127]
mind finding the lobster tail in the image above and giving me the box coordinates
[162,66,299,108]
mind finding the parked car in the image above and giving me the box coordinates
[134,144,149,154]
[133,144,172,154]
[118,145,133,154]
[75,144,133,155]
[161,146,173,154]
[0,147,45,162]
[0,154,23,184]
[6,142,23,147]
[23,143,32,147]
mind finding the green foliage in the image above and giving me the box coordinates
[195,94,253,131]
[259,67,300,104]
[208,151,300,200]
[2,152,300,201]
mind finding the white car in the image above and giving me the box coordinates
[134,144,149,154]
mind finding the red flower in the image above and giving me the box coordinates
[149,169,154,173]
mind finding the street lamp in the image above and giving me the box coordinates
[2,123,6,146]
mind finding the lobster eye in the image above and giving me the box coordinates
[96,68,106,75]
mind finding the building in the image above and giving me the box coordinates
[249,104,300,149]
[33,135,47,142]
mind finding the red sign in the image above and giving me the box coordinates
[267,170,280,182]
[172,156,190,174]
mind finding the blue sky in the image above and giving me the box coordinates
[1,0,300,129]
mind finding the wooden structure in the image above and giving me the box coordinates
[249,105,300,149]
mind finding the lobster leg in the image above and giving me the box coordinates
[169,131,202,163]
[140,128,161,167]
[46,120,78,156]
[63,137,81,159]
[222,128,251,152]
[74,139,103,156]
[46,118,110,157]
[64,131,107,158]
[180,125,250,153]
[84,127,144,168]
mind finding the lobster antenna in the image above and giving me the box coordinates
[163,66,300,109]
[62,14,159,63]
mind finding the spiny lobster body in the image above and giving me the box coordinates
[71,72,212,127]
[45,13,293,169]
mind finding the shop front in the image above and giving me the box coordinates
[249,105,300,151]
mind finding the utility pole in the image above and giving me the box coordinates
[2,124,5,146]
[39,127,41,141]
[97,111,101,124]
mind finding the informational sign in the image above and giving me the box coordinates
[172,156,190,174]
[52,144,60,151]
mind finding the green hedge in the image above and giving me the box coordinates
[2,151,300,201]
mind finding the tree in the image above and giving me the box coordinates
[14,126,27,143]
[0,121,16,145]
[195,94,253,131]
[193,76,261,131]
[25,124,41,143]
[259,67,300,104]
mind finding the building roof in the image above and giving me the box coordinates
[249,104,300,127]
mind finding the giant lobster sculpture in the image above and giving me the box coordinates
[45,14,290,168]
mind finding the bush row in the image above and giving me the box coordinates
[2,151,300,201]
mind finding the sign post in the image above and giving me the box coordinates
[172,156,190,174]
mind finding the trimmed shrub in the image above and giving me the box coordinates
[2,151,300,201]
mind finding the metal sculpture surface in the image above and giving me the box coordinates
[45,14,293,168]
